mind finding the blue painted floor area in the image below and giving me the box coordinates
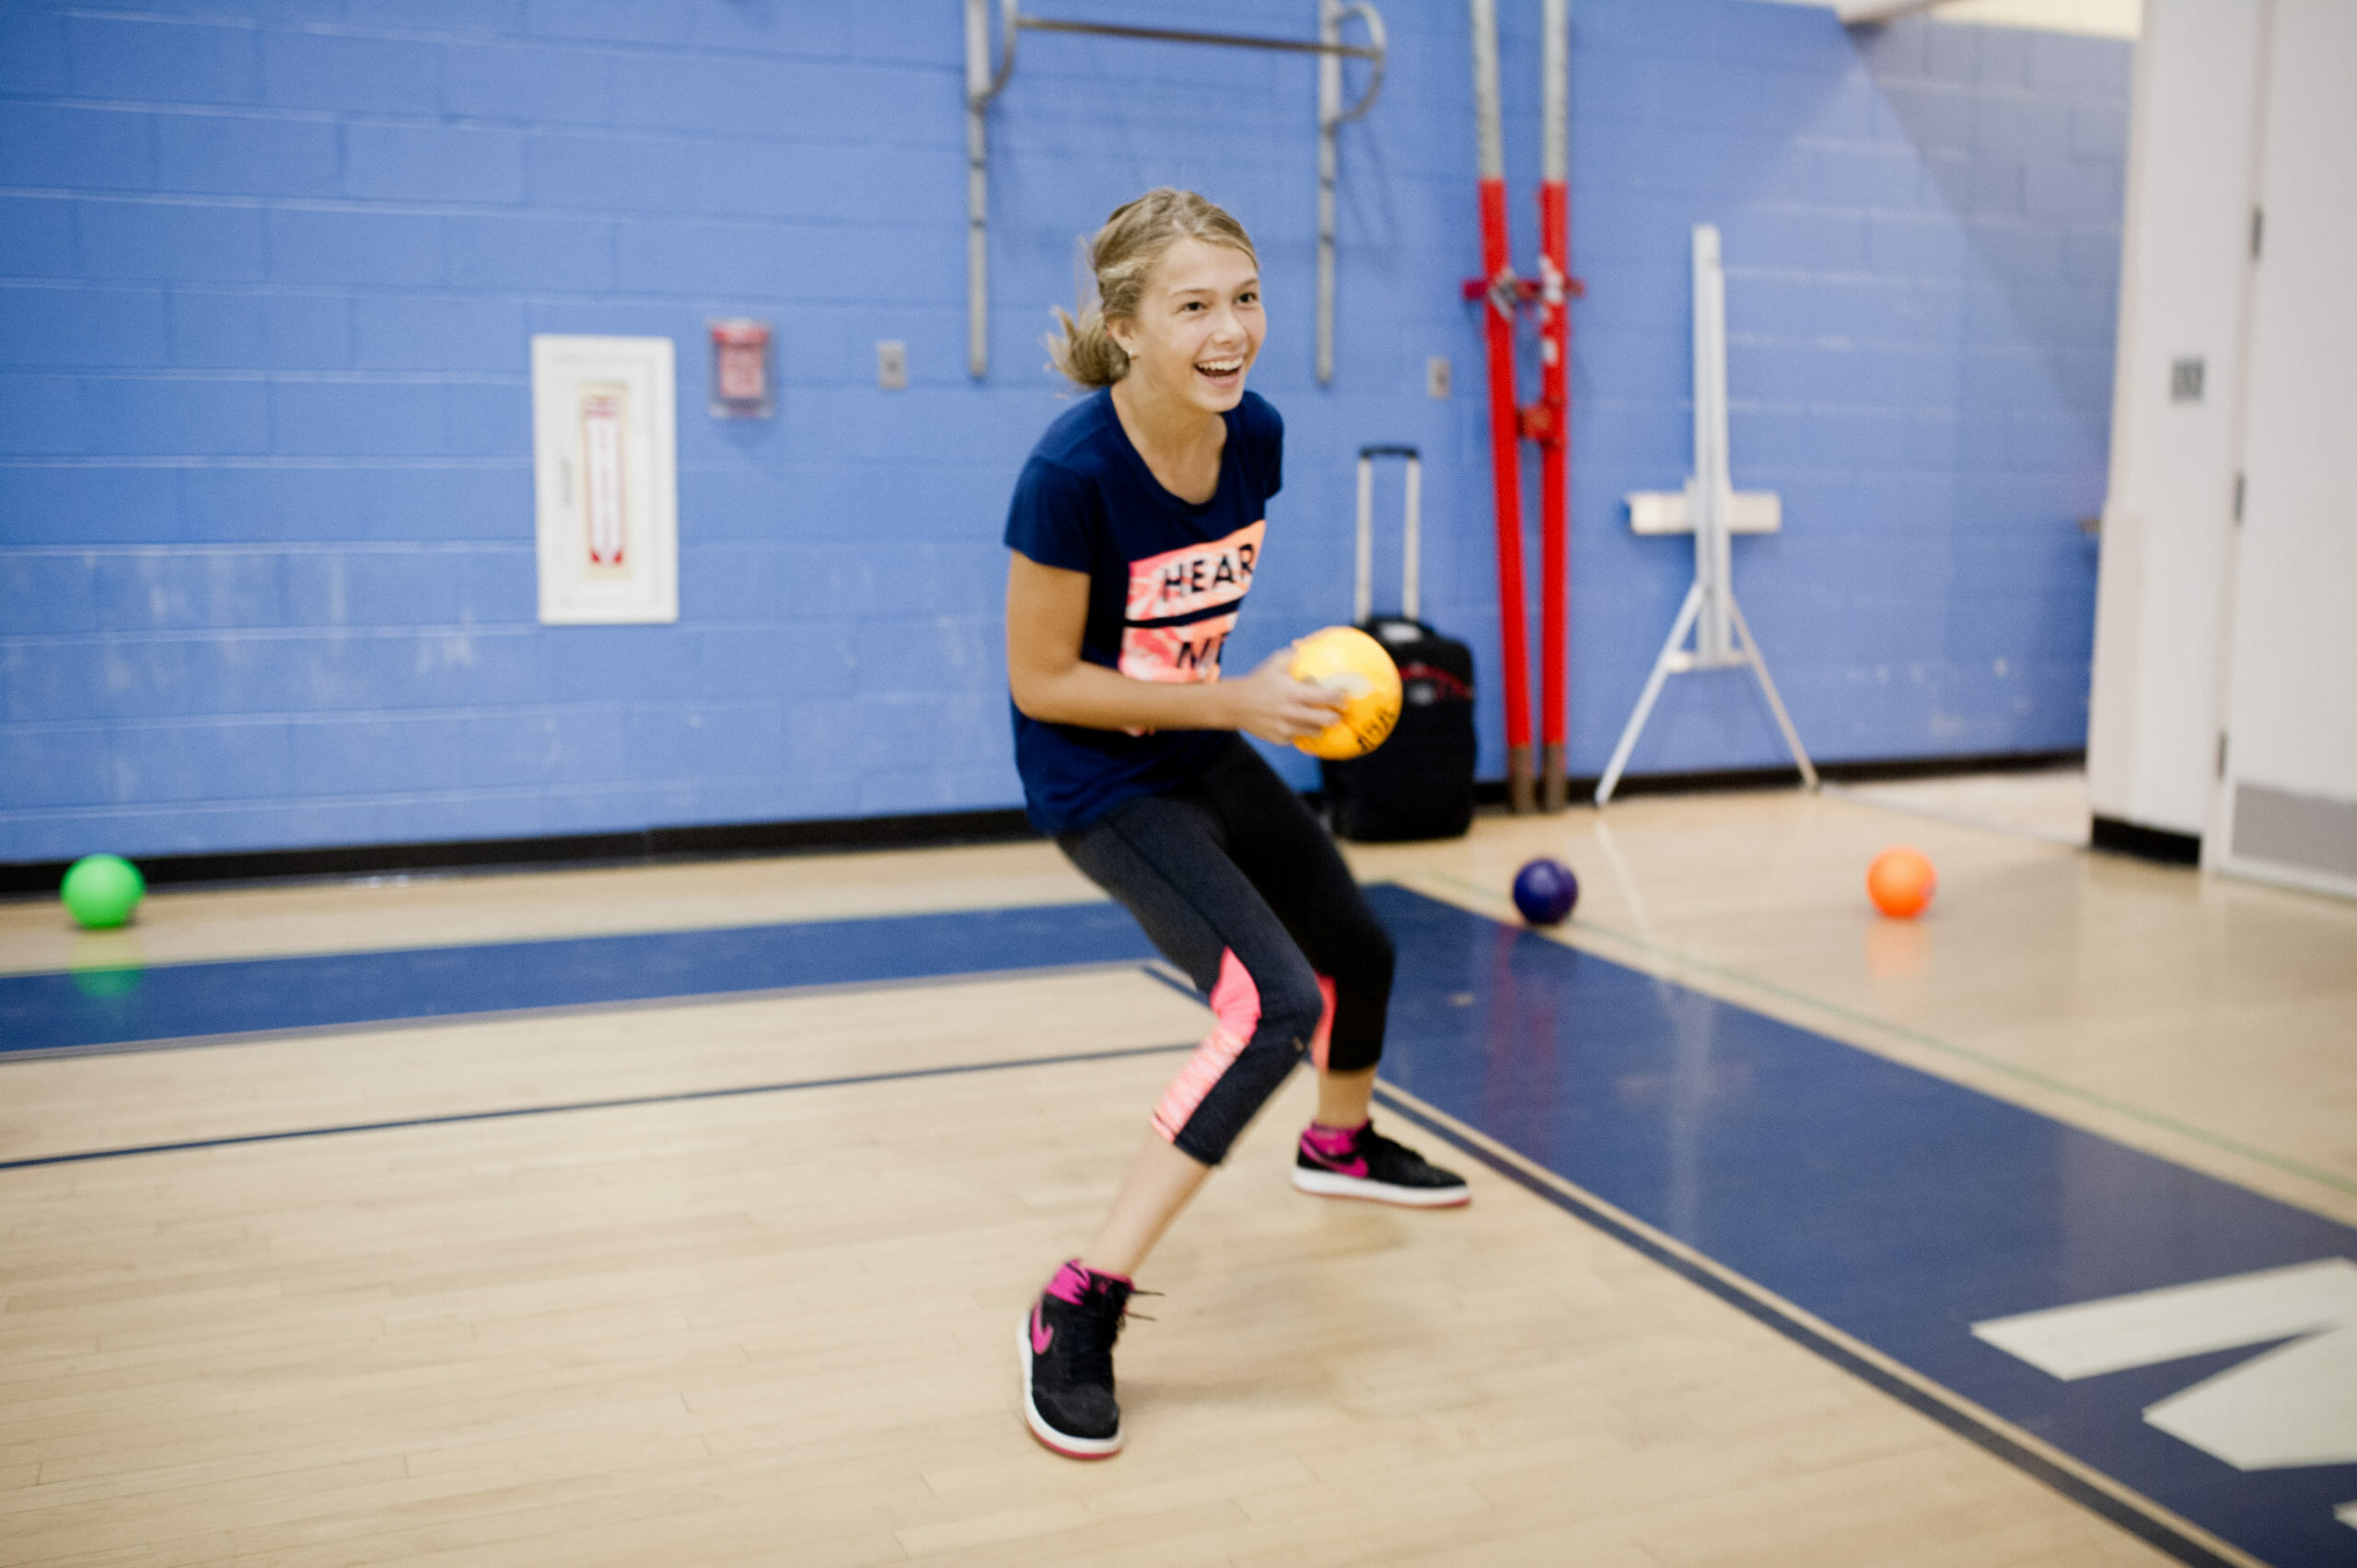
[1364,885,2355,1568]
[0,903,1158,1055]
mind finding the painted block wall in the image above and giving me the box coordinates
[0,0,2130,862]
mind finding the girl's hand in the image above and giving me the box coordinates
[1226,646,1346,745]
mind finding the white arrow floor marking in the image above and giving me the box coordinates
[1972,1258,2357,1527]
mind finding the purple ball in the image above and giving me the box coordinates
[1512,857,1578,926]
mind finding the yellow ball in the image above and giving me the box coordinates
[1288,625,1402,761]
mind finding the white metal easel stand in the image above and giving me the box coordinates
[1595,225,1817,807]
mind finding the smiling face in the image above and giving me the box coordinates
[1106,237,1264,416]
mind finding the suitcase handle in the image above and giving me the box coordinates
[1353,444,1421,625]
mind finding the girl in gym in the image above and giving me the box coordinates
[1004,188,1469,1460]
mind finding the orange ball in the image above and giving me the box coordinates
[1866,846,1936,919]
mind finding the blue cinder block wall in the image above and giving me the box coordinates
[0,0,2127,862]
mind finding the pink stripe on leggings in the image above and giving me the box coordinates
[1307,975,1337,1071]
[1152,948,1259,1144]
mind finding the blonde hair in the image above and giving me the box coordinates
[1046,188,1259,389]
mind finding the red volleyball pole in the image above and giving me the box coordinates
[1537,0,1572,811]
[1469,0,1534,814]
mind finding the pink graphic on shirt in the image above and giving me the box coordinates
[1112,521,1265,728]
[1120,615,1237,686]
[1123,520,1264,624]
[1153,948,1260,1144]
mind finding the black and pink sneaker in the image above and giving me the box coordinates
[1293,1119,1470,1207]
[1018,1259,1135,1458]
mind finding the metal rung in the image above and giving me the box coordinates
[1016,17,1378,58]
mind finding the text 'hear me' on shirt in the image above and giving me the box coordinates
[1119,519,1263,688]
[1003,389,1283,834]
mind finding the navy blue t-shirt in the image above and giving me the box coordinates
[1004,388,1282,833]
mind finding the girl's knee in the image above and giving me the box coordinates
[1257,959,1327,1050]
[1156,960,1319,1163]
[1203,946,1321,1047]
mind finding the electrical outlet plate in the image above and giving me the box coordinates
[1426,356,1451,400]
[877,340,908,391]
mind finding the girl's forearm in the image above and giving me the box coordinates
[1013,660,1237,734]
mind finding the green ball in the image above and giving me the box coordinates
[62,854,145,930]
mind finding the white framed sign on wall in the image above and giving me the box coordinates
[530,334,679,624]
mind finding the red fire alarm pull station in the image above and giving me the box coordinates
[707,319,773,418]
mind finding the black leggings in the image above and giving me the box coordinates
[1056,738,1396,1167]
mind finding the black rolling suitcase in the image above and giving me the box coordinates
[1322,445,1477,842]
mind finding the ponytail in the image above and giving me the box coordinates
[1046,303,1130,389]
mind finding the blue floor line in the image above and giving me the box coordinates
[0,901,1159,1056]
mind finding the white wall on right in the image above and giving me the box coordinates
[2087,0,2357,896]
[2213,0,2357,896]
[2084,0,2261,843]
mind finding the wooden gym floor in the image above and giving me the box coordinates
[2,775,2352,1567]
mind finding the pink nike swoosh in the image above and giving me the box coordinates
[1031,1304,1053,1355]
[1306,1149,1369,1179]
